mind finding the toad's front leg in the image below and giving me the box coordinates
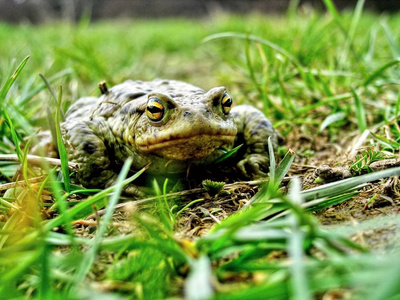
[231,105,281,178]
[63,119,151,197]
[62,119,121,189]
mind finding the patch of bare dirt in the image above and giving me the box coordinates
[285,128,400,252]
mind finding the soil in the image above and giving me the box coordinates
[286,129,400,253]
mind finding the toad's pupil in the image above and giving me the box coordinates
[148,105,163,113]
[224,98,232,107]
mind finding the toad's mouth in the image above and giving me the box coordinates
[136,133,236,160]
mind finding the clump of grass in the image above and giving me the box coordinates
[350,147,388,175]
[202,179,225,195]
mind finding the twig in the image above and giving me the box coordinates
[0,176,46,191]
[0,154,79,171]
[72,220,128,227]
[370,158,400,171]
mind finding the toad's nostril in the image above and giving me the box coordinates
[183,111,191,117]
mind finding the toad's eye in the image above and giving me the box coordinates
[146,98,165,122]
[221,92,233,115]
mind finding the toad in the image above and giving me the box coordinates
[37,79,280,196]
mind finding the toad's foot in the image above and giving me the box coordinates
[237,154,271,179]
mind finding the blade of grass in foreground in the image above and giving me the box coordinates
[268,137,276,182]
[2,108,24,161]
[69,158,133,293]
[18,69,72,106]
[248,165,400,222]
[0,168,150,287]
[243,148,295,208]
[0,57,30,162]
[37,244,51,299]
[44,164,148,231]
[40,75,71,192]
[153,179,175,231]
[185,255,214,300]
[302,166,400,201]
[214,144,242,163]
[39,73,65,119]
[55,85,71,193]
[287,177,311,300]
[47,168,77,250]
[275,149,295,184]
[0,248,42,283]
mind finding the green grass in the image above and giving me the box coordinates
[1,1,400,299]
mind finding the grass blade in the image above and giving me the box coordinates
[304,191,359,212]
[70,158,133,292]
[302,166,400,201]
[39,73,65,119]
[351,88,367,133]
[275,149,295,184]
[297,93,353,114]
[380,20,400,58]
[395,88,400,116]
[322,0,360,62]
[268,136,276,182]
[370,132,400,149]
[214,144,242,163]
[348,0,365,42]
[202,32,310,89]
[17,69,72,106]
[339,0,365,64]
[318,112,347,133]
[0,56,30,161]
[2,108,23,161]
[368,260,400,300]
[39,75,71,191]
[287,177,311,300]
[44,164,148,231]
[0,249,42,283]
[322,0,348,42]
[362,58,400,86]
[47,169,77,250]
[38,244,51,299]
[55,85,71,192]
[0,55,30,102]
[185,255,214,300]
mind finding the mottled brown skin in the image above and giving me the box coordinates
[44,79,280,196]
